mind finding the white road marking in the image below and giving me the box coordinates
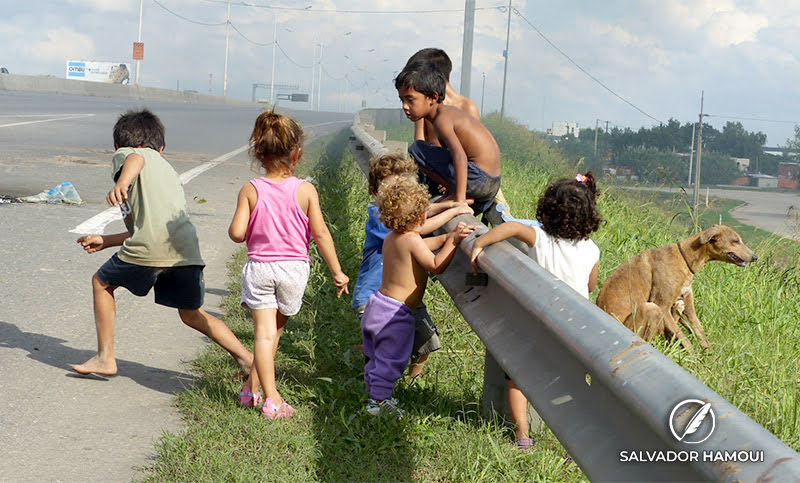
[0,113,95,128]
[70,144,250,235]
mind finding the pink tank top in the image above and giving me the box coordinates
[245,176,311,263]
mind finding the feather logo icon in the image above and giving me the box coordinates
[669,399,716,444]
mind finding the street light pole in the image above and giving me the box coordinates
[692,91,705,226]
[317,36,324,111]
[594,119,599,155]
[269,12,277,104]
[310,41,317,110]
[460,0,475,98]
[480,72,486,117]
[500,0,512,120]
[223,0,231,97]
[135,0,143,86]
[688,122,696,186]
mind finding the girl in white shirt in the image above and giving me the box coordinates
[469,171,602,449]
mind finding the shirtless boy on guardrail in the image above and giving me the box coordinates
[396,62,502,219]
[403,48,510,224]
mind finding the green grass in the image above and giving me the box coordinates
[143,128,585,482]
[143,120,800,481]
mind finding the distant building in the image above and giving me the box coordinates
[730,173,778,188]
[603,165,638,181]
[750,174,778,188]
[550,121,579,138]
[778,162,799,189]
[731,157,750,172]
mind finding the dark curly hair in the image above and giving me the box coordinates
[536,171,602,241]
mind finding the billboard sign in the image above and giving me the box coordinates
[66,61,132,84]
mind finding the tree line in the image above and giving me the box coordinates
[556,119,793,185]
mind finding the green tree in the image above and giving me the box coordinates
[706,121,766,160]
[696,151,740,185]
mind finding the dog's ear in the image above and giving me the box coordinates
[698,225,722,245]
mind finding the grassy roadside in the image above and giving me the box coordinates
[143,120,800,481]
[143,128,585,482]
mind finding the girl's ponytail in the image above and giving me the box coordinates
[249,109,305,172]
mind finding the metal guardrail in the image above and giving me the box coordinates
[349,109,800,481]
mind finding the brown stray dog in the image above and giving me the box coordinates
[596,225,757,353]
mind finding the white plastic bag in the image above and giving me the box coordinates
[19,182,83,205]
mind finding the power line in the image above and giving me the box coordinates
[275,42,312,69]
[229,22,274,46]
[153,0,226,25]
[511,7,664,125]
[706,114,800,125]
[199,0,499,14]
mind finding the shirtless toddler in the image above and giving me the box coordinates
[361,175,475,418]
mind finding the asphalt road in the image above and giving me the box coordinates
[0,91,352,482]
[621,186,800,241]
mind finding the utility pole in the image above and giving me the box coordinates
[270,13,277,104]
[688,123,696,186]
[135,0,143,86]
[480,72,486,117]
[594,119,599,155]
[692,91,705,224]
[316,36,324,111]
[500,0,511,120]
[310,41,316,110]
[223,0,231,97]
[460,0,475,98]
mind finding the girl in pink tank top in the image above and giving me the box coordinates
[228,111,349,419]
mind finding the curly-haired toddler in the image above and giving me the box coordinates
[361,175,476,418]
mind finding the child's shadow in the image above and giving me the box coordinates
[0,320,194,394]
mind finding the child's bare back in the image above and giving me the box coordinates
[377,176,475,308]
[431,104,500,177]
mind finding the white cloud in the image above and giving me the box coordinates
[705,10,768,47]
[66,0,134,14]
[24,28,95,64]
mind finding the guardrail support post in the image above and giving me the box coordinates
[482,351,543,433]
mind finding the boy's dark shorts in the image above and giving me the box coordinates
[408,140,501,215]
[356,302,441,358]
[96,253,205,310]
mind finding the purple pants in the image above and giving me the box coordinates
[361,291,415,400]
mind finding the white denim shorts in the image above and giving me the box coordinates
[240,259,310,315]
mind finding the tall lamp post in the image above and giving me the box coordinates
[269,12,277,103]
[500,0,512,120]
[223,0,231,97]
[135,0,143,86]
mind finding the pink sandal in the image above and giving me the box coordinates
[262,397,297,419]
[238,385,263,408]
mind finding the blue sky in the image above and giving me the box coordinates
[4,0,800,146]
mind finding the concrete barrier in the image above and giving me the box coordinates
[0,73,257,107]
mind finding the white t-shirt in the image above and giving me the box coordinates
[528,225,599,299]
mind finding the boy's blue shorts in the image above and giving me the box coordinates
[408,140,501,215]
[96,253,205,310]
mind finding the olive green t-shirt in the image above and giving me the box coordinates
[112,147,205,267]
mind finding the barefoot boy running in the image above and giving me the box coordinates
[361,175,476,418]
[73,109,252,377]
[396,62,501,218]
